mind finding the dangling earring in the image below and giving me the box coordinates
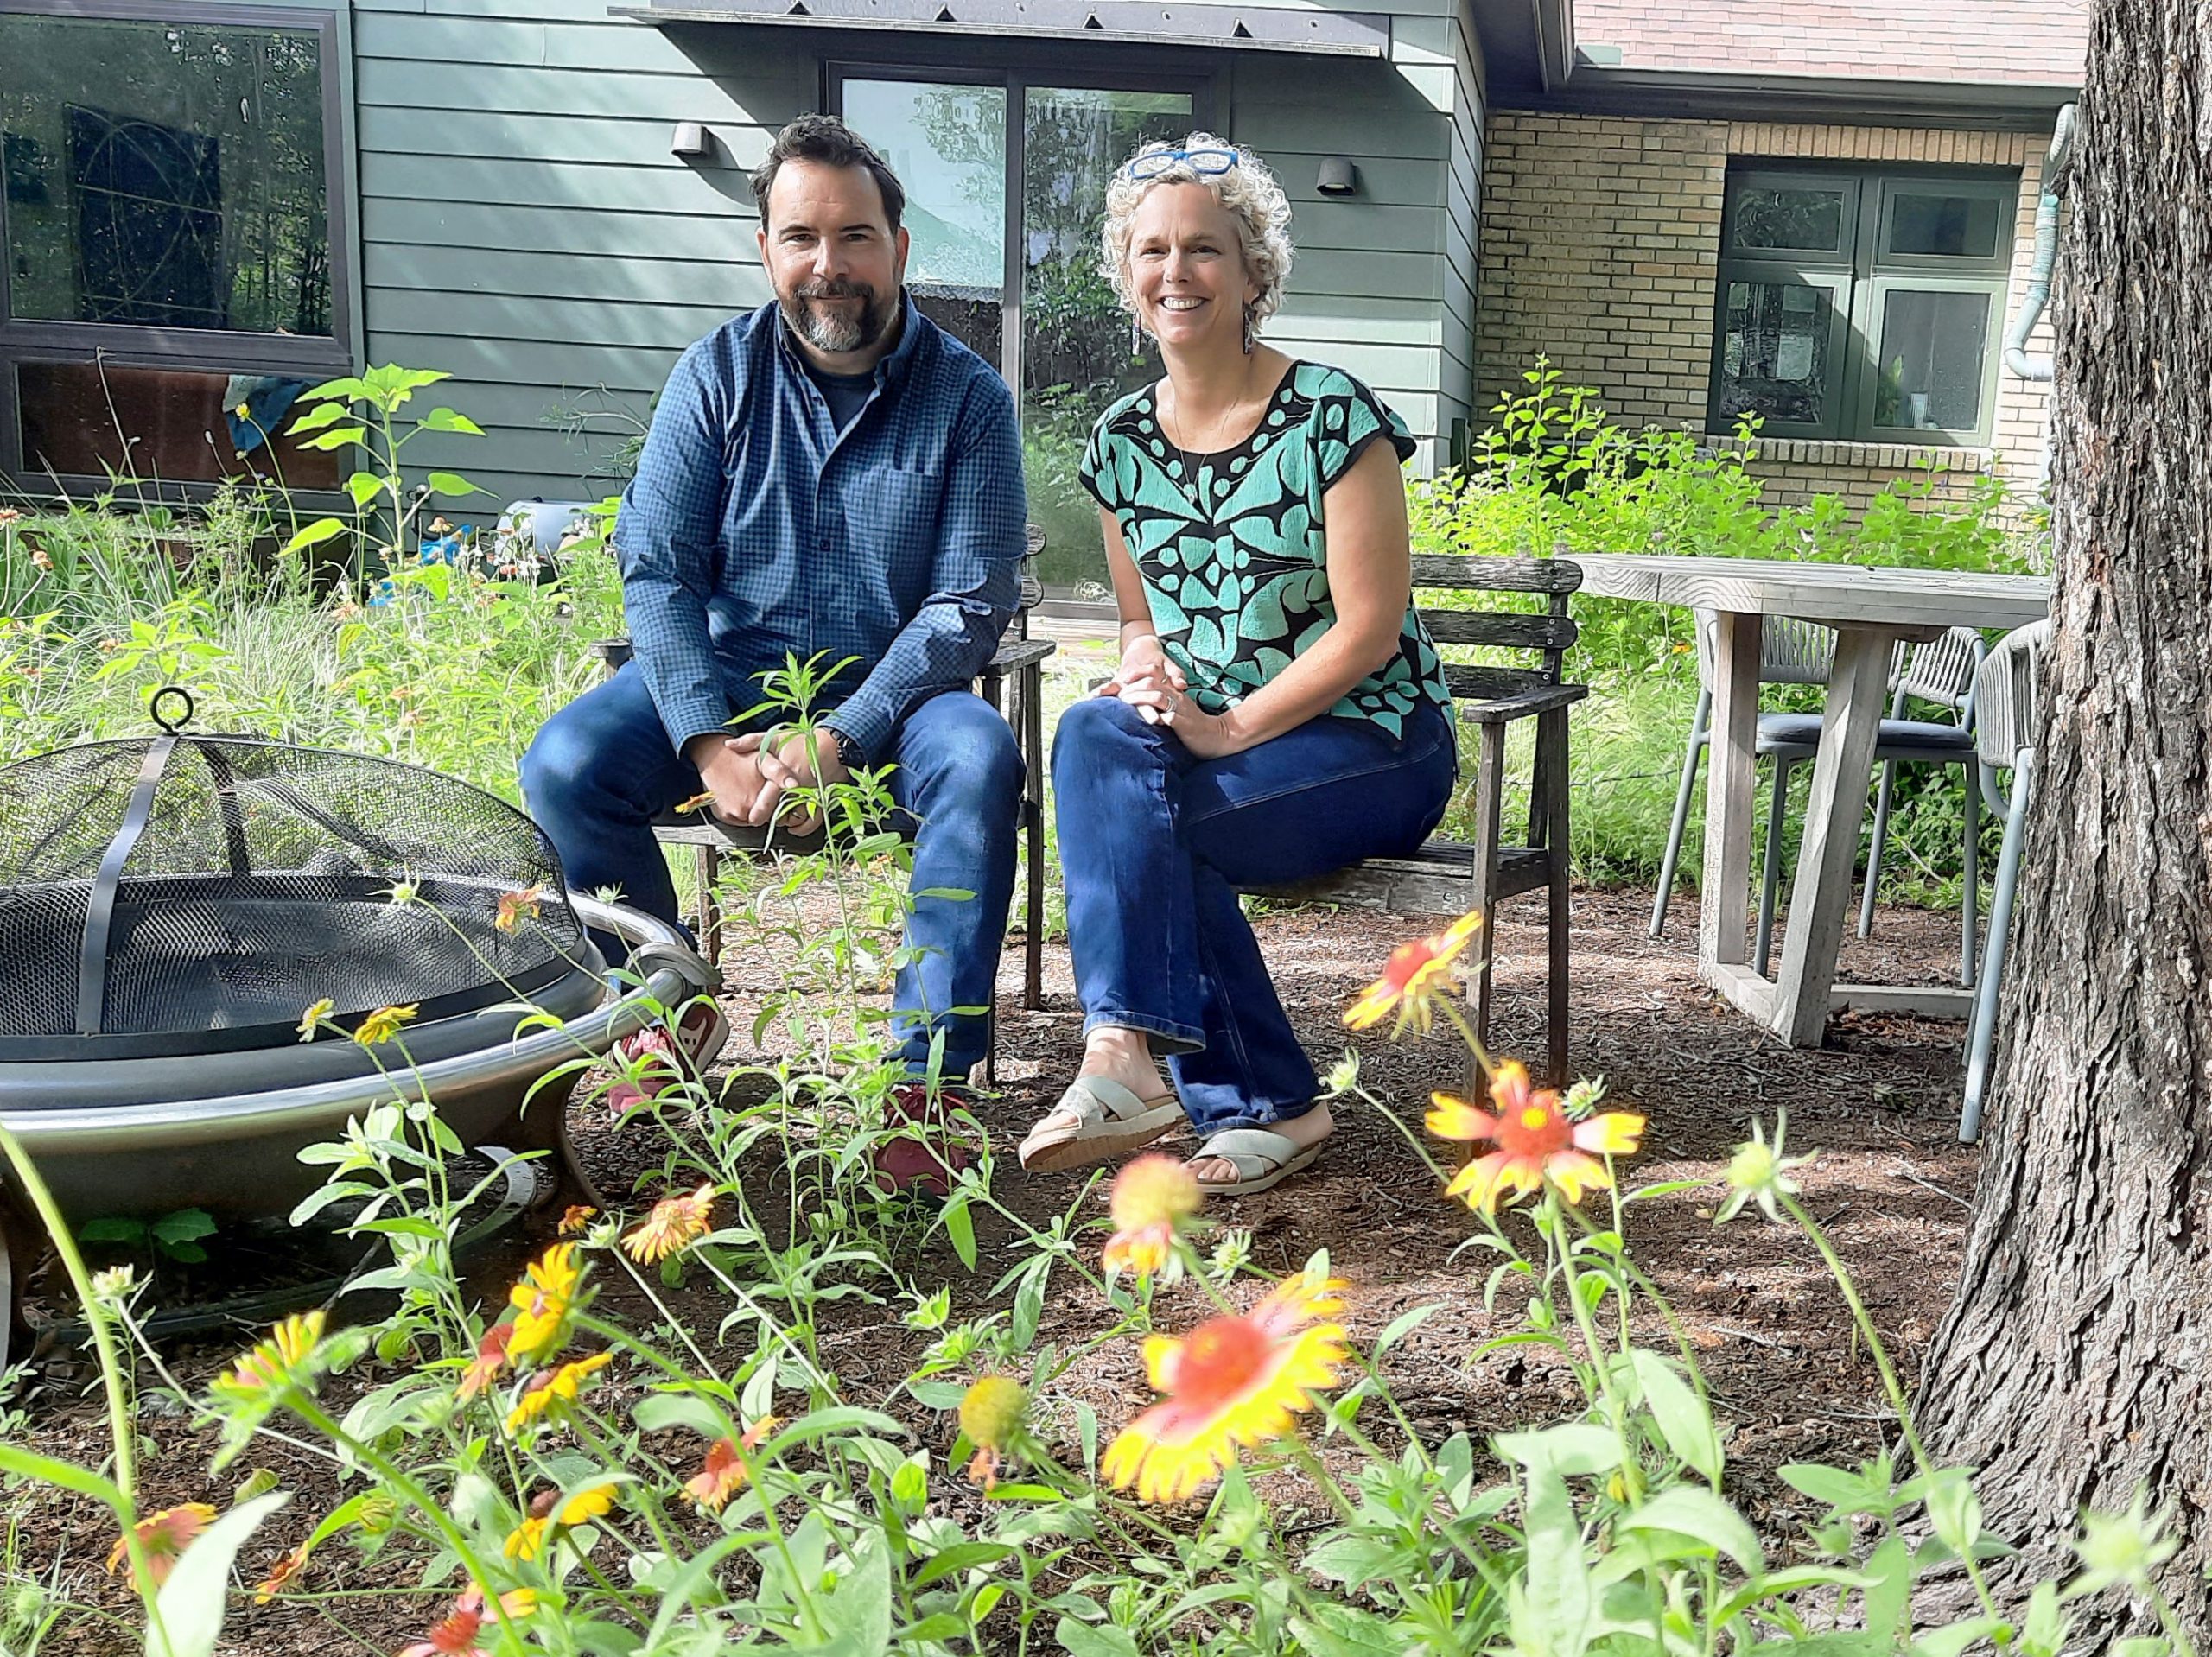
[1242,303,1257,354]
[1131,315,1144,357]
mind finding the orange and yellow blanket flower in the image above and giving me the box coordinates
[1344,911,1483,1038]
[399,1584,536,1657]
[1103,1274,1349,1503]
[622,1184,715,1264]
[1101,1155,1201,1280]
[683,1416,777,1513]
[1427,1060,1645,1212]
[107,1504,216,1590]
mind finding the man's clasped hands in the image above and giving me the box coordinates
[683,726,851,836]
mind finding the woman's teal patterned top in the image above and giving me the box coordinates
[1078,361,1452,740]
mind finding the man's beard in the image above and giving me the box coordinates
[781,278,894,354]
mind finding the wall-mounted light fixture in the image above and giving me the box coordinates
[1315,156,1358,197]
[671,121,713,161]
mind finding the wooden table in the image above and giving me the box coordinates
[1576,554,2051,1045]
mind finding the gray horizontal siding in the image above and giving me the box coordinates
[362,198,758,263]
[357,0,1480,491]
[361,154,758,219]
[367,244,767,307]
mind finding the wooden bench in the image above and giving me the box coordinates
[1249,555,1586,1082]
[590,528,1054,1033]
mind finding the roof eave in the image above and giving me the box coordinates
[1503,64,2081,128]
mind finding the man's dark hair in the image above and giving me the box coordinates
[750,114,906,234]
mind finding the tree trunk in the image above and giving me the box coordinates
[1917,0,2212,1635]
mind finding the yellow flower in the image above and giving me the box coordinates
[502,1516,548,1561]
[296,997,334,1041]
[556,1203,597,1237]
[353,1003,419,1047]
[213,1311,327,1406]
[505,1242,582,1365]
[958,1376,1030,1491]
[1344,911,1484,1038]
[556,1483,615,1526]
[1103,1275,1350,1503]
[621,1184,715,1264]
[505,1351,611,1432]
[494,886,543,933]
[107,1504,217,1590]
[1430,1061,1646,1212]
[1101,1155,1201,1280]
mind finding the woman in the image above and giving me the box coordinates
[1020,136,1459,1194]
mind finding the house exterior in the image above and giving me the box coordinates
[0,0,2084,592]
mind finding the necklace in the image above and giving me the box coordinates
[1164,372,1265,495]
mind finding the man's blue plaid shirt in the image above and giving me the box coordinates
[615,294,1027,763]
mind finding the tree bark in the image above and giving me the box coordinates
[1918,0,2212,1635]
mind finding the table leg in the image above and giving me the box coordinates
[1697,611,1762,975]
[1769,626,1892,1045]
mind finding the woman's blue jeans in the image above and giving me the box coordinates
[1052,695,1458,1136]
[522,662,1021,1081]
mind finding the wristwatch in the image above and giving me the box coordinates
[823,723,867,771]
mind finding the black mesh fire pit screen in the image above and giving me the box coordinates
[0,713,590,1061]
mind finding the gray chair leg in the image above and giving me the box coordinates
[1960,757,1981,990]
[1961,751,2034,1142]
[1859,757,1897,938]
[1651,688,1712,939]
[1756,757,1792,977]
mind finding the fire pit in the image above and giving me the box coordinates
[0,697,721,1352]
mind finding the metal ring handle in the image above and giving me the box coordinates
[149,685,195,733]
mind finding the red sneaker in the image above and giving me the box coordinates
[871,1082,980,1199]
[607,999,730,1115]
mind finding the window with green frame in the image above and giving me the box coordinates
[1708,165,2018,448]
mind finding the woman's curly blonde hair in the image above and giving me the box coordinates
[1099,134,1294,352]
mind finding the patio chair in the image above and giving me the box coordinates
[1652,613,1985,981]
[1959,618,2050,1143]
[1752,625,1985,981]
[1649,613,1835,938]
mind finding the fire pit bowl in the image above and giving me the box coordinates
[0,712,723,1334]
[0,893,709,1222]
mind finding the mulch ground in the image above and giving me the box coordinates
[8,886,1985,1655]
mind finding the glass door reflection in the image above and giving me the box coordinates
[841,79,1007,371]
[1020,87,1191,598]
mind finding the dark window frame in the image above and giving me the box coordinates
[0,0,355,501]
[1707,161,2018,448]
[823,57,1217,403]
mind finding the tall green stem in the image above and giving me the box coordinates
[0,1125,169,1648]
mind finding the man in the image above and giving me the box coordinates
[523,115,1027,1190]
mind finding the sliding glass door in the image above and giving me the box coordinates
[838,68,1203,599]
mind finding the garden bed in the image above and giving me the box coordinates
[8,886,1982,1656]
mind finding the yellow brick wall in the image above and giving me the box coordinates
[1475,112,2058,512]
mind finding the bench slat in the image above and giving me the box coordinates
[1420,609,1578,650]
[1440,663,1550,701]
[1412,554,1583,594]
[1249,842,1553,913]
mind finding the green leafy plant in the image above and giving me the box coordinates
[76,1209,219,1267]
[279,363,487,568]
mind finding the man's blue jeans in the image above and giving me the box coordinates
[1052,695,1458,1136]
[522,662,1021,1080]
